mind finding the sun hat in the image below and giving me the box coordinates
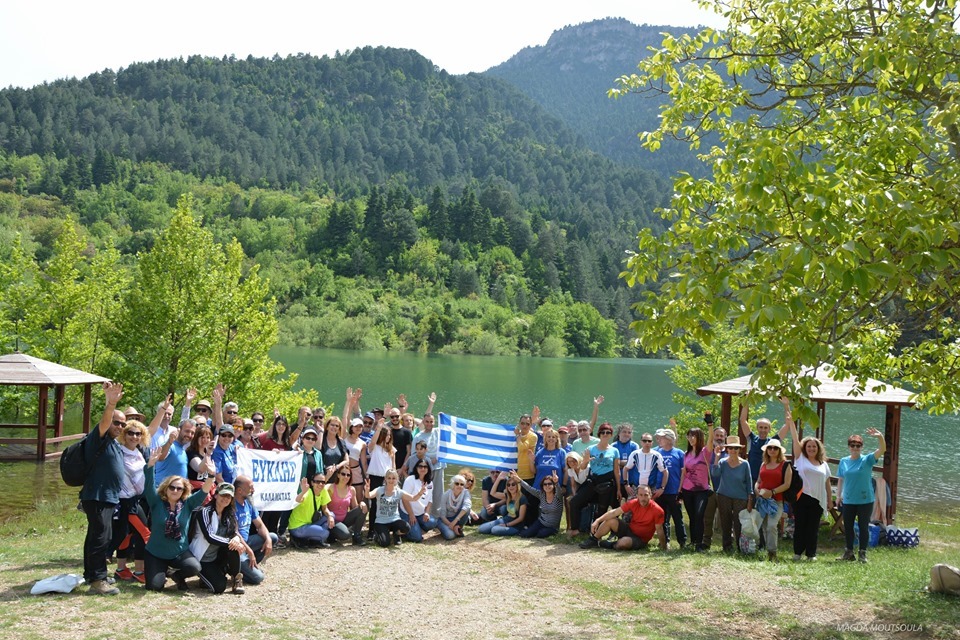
[724,436,744,448]
[123,406,145,421]
[761,438,786,452]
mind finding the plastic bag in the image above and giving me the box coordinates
[31,573,83,595]
[739,508,761,539]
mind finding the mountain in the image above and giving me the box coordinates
[486,18,702,176]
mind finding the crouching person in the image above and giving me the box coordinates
[233,476,277,585]
[143,449,214,591]
[580,485,667,551]
[190,483,247,594]
[366,469,425,547]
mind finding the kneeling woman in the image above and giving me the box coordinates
[190,483,247,594]
[436,474,472,540]
[516,470,564,538]
[366,469,425,547]
[143,449,215,591]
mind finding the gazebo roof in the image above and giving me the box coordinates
[0,353,109,386]
[696,364,917,407]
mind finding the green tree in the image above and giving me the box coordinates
[616,0,960,413]
[105,194,304,410]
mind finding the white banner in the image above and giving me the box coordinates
[236,448,301,511]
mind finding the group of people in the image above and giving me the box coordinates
[78,384,886,597]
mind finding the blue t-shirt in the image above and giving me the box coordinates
[154,440,188,486]
[588,445,618,476]
[747,433,771,483]
[838,452,878,505]
[657,447,685,495]
[533,447,567,489]
[612,439,639,483]
[213,442,238,484]
[235,498,259,542]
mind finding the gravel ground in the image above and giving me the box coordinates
[5,531,918,640]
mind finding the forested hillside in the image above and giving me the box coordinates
[0,46,671,364]
[486,18,701,175]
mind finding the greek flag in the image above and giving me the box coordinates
[438,412,518,471]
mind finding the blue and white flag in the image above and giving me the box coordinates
[438,412,518,471]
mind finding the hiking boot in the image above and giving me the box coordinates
[352,533,367,547]
[393,533,403,546]
[598,539,615,550]
[88,579,119,596]
[132,571,146,584]
[317,540,330,548]
[792,554,803,562]
[231,574,245,595]
[837,549,856,562]
[768,551,778,562]
[173,572,189,591]
[114,568,135,581]
[858,550,868,563]
[806,556,818,562]
[579,536,599,549]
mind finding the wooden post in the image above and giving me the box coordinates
[54,384,65,439]
[720,394,732,436]
[884,404,901,523]
[816,401,826,443]
[38,385,48,461]
[82,384,92,435]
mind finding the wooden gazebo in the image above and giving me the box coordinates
[0,353,108,461]
[696,364,916,522]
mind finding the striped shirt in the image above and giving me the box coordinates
[519,478,565,529]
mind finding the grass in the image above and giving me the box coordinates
[0,500,957,639]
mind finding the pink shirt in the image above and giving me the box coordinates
[681,447,712,492]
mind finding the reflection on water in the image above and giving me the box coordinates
[4,347,958,520]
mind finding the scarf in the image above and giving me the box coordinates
[164,501,183,540]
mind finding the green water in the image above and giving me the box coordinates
[4,347,959,520]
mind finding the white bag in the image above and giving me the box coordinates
[31,573,84,595]
[738,508,762,554]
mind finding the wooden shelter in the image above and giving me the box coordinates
[0,353,108,461]
[696,364,916,522]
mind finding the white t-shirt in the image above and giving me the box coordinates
[402,476,432,516]
[795,455,831,510]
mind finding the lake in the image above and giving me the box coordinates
[3,347,958,520]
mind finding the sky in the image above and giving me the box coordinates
[0,0,724,90]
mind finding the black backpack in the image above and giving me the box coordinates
[59,433,107,487]
[781,461,804,504]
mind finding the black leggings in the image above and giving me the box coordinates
[372,520,410,547]
[842,502,873,551]
[568,472,616,525]
[198,546,241,593]
[793,493,824,558]
[144,549,201,592]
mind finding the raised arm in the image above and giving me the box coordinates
[589,396,604,433]
[180,387,197,423]
[739,400,751,440]
[865,427,886,459]
[782,397,801,456]
[148,393,173,438]
[212,383,225,430]
[99,381,123,437]
[425,392,437,416]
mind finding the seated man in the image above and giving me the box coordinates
[581,485,667,551]
[233,475,277,585]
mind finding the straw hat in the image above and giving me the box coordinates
[123,406,145,421]
[724,436,744,448]
[761,438,786,452]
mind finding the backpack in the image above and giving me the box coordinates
[781,461,804,504]
[59,433,107,487]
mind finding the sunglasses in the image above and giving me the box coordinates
[243,426,253,431]
[541,481,555,486]
[641,439,653,443]
[219,433,234,439]
[312,480,325,485]
[339,471,351,477]
[168,486,184,492]
[112,420,127,427]
[312,414,324,419]
[303,435,317,441]
[506,482,518,487]
[849,443,863,448]
[197,407,211,413]
[252,418,264,423]
[416,464,429,468]
[599,431,613,436]
[454,482,465,486]
[125,431,142,437]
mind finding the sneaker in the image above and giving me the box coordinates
[88,579,119,596]
[393,534,403,546]
[352,534,367,547]
[132,571,146,584]
[317,540,330,548]
[858,550,868,563]
[806,556,817,562]
[792,554,803,562]
[104,576,117,585]
[579,536,599,549]
[231,574,245,595]
[274,535,287,549]
[598,539,615,550]
[114,568,135,581]
[837,549,856,562]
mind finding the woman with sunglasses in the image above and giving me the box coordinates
[257,414,295,451]
[514,470,564,538]
[190,482,248,594]
[713,436,753,553]
[401,459,438,541]
[365,409,397,535]
[320,416,349,476]
[111,419,149,584]
[297,426,324,483]
[324,461,368,545]
[573,423,621,547]
[679,426,712,552]
[754,437,792,561]
[288,473,334,548]
[436,474,473,539]
[837,427,885,562]
[142,448,215,591]
[478,473,527,536]
[212,422,240,485]
[186,425,216,490]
